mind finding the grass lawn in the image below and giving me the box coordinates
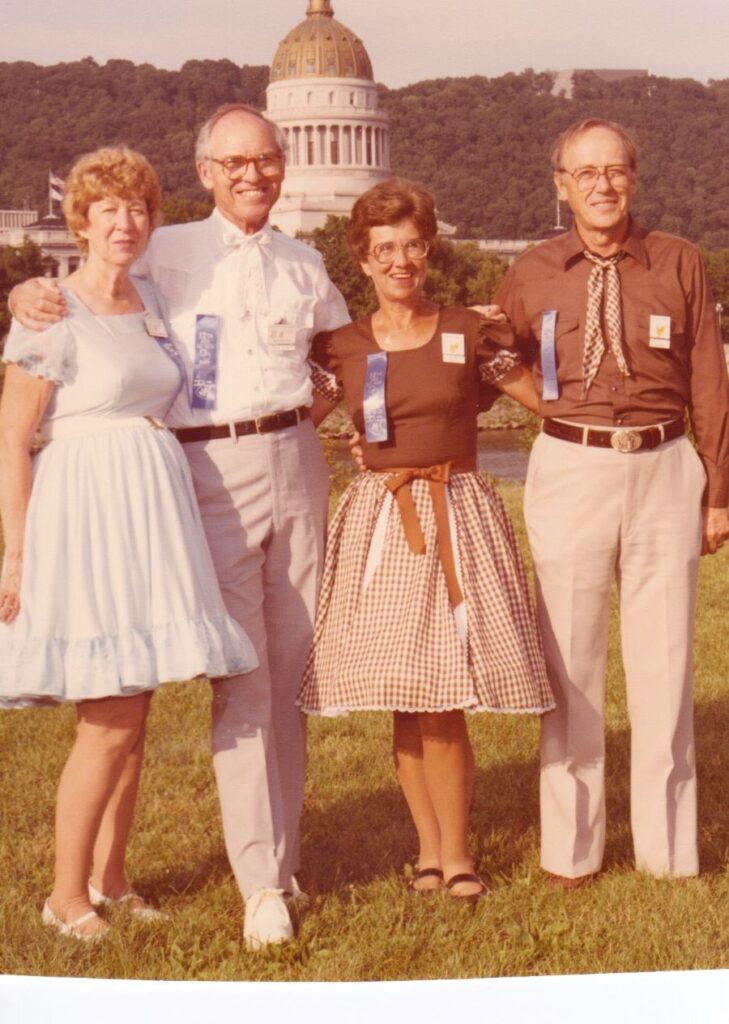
[0,480,728,982]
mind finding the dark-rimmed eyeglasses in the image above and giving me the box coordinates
[559,164,632,191]
[208,152,284,179]
[368,239,430,264]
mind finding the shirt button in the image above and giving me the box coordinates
[610,386,618,392]
[616,417,623,424]
[254,386,260,392]
[247,349,253,355]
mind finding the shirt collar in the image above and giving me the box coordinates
[210,207,274,251]
[558,218,649,270]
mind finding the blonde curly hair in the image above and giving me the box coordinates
[62,147,162,254]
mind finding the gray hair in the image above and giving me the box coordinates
[195,103,288,163]
[551,118,638,172]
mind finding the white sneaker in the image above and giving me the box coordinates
[243,888,293,951]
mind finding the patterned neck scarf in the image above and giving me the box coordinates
[582,250,630,395]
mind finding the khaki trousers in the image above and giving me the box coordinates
[524,432,704,878]
[183,419,328,898]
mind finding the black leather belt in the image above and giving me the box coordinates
[543,417,684,453]
[175,407,308,444]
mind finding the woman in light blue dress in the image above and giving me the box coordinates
[0,147,257,938]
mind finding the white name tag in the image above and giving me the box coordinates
[442,332,465,364]
[649,314,671,349]
[268,322,297,349]
[144,313,168,339]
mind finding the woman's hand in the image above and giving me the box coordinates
[0,556,22,622]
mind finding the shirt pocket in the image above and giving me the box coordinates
[269,302,315,358]
[635,308,687,359]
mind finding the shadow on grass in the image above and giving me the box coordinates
[298,694,729,894]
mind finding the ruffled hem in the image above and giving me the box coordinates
[297,700,557,717]
[0,614,257,707]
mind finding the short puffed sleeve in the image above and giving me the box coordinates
[3,319,76,385]
[308,329,343,405]
[475,317,522,387]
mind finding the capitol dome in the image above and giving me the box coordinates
[270,0,374,83]
[265,1,390,236]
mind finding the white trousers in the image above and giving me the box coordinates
[183,419,328,898]
[524,432,705,878]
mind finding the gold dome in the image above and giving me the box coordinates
[270,1,374,82]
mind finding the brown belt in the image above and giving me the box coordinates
[542,417,684,453]
[174,407,308,444]
[372,456,477,607]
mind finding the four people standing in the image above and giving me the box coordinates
[5,108,729,944]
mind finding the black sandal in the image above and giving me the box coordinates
[445,873,487,903]
[407,867,444,896]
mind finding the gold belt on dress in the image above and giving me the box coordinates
[370,456,477,608]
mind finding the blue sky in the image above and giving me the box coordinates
[2,0,729,87]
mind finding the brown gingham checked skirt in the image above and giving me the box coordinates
[298,470,555,716]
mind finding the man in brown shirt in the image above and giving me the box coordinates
[495,117,729,886]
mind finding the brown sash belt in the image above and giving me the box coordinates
[372,456,477,608]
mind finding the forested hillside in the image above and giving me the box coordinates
[2,60,729,246]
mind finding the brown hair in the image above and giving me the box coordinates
[62,147,162,254]
[347,178,438,263]
[551,118,638,171]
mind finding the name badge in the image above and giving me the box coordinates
[649,314,671,349]
[540,310,559,401]
[268,322,297,350]
[143,312,168,339]
[363,352,389,443]
[192,314,220,410]
[442,332,465,364]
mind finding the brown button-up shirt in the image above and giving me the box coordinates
[494,222,729,506]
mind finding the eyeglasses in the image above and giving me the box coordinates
[368,239,430,264]
[208,152,284,179]
[559,164,632,191]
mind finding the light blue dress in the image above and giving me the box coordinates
[0,282,257,707]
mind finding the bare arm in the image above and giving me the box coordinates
[8,278,67,331]
[310,391,340,429]
[0,365,55,620]
[493,363,540,414]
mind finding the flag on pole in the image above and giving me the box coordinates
[49,171,64,203]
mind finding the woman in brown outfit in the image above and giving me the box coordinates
[300,179,554,899]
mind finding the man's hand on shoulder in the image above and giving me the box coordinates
[469,303,507,323]
[9,278,67,332]
[701,505,729,555]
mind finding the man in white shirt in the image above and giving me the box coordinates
[10,104,350,949]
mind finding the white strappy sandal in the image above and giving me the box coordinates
[88,881,168,921]
[42,900,107,941]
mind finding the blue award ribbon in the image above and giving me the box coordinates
[363,352,389,443]
[540,310,559,401]
[192,314,220,410]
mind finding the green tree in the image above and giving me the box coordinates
[306,216,377,319]
[0,240,51,340]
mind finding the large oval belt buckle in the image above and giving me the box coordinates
[610,428,643,453]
